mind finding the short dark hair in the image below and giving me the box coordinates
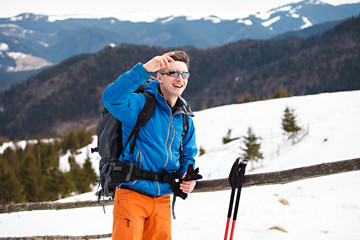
[170,50,190,69]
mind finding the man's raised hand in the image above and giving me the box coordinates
[143,52,175,72]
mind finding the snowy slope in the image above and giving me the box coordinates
[1,90,360,239]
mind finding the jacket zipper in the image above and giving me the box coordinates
[163,107,173,168]
[136,151,142,168]
[159,95,184,196]
[155,100,172,196]
[169,128,175,161]
[157,181,161,196]
[132,151,142,186]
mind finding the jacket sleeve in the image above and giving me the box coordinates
[102,62,150,124]
[179,115,198,178]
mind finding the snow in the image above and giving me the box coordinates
[291,13,301,18]
[5,51,53,71]
[161,16,175,24]
[0,138,56,155]
[255,11,272,21]
[0,42,9,51]
[59,136,98,172]
[306,0,326,5]
[256,5,292,21]
[300,16,313,29]
[237,18,253,25]
[262,15,281,27]
[1,90,360,239]
[203,16,222,24]
[8,51,27,59]
[0,140,37,154]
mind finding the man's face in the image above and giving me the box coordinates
[157,61,189,99]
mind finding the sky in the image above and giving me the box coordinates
[1,0,360,21]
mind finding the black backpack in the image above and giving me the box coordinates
[92,77,189,200]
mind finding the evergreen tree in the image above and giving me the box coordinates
[67,155,97,194]
[241,127,264,168]
[222,129,239,144]
[67,156,82,193]
[234,92,252,104]
[20,148,43,202]
[281,107,302,144]
[0,131,98,204]
[274,84,291,98]
[82,156,97,191]
[0,151,25,203]
[200,102,207,110]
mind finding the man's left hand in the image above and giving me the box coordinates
[180,173,196,194]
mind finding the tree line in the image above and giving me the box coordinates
[0,129,97,204]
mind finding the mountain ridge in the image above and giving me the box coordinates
[0,14,359,140]
[1,1,359,68]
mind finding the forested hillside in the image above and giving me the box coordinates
[0,15,359,140]
[0,129,96,204]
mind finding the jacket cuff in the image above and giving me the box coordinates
[134,62,151,83]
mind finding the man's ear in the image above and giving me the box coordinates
[156,72,163,84]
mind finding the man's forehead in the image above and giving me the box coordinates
[168,61,188,71]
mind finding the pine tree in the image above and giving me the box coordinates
[223,129,239,144]
[82,156,97,191]
[241,127,264,168]
[67,156,82,193]
[274,84,291,98]
[0,134,98,204]
[20,148,43,202]
[281,107,302,144]
[0,152,25,203]
[200,102,207,110]
[67,155,97,194]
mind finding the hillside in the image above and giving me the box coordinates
[0,15,360,140]
[1,90,359,239]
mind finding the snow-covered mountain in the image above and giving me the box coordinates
[1,0,359,75]
[1,90,359,239]
[0,42,52,72]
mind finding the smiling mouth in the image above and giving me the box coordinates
[174,84,183,88]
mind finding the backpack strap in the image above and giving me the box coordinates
[110,161,179,184]
[170,114,189,219]
[180,114,189,151]
[124,92,156,154]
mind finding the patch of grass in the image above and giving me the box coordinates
[269,226,287,233]
[279,198,289,205]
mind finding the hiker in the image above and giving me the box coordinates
[102,51,198,239]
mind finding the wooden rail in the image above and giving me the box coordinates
[1,158,359,215]
[195,157,360,192]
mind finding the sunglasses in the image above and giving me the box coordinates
[160,69,190,79]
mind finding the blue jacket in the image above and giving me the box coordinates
[102,62,198,197]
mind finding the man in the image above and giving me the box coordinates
[102,51,198,239]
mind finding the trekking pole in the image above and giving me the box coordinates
[224,158,248,240]
[224,187,235,240]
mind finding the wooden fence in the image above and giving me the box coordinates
[1,157,359,239]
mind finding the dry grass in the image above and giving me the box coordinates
[269,226,288,233]
[279,198,290,205]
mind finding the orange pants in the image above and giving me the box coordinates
[112,188,172,240]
